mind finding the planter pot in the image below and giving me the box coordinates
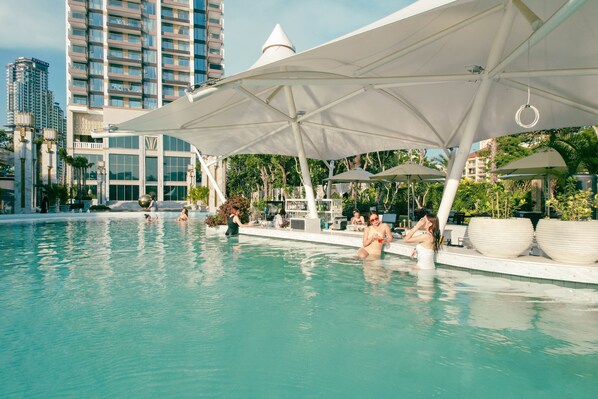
[536,219,598,265]
[468,217,534,258]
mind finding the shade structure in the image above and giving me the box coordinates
[326,167,374,208]
[491,149,567,177]
[101,0,598,227]
[492,149,568,215]
[371,163,445,221]
[326,168,373,183]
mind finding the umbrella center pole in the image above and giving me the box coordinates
[284,86,319,223]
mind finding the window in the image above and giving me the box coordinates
[89,45,104,59]
[178,26,189,35]
[109,96,124,107]
[89,0,102,10]
[109,154,139,180]
[142,2,156,15]
[143,50,157,64]
[178,57,190,67]
[146,185,158,197]
[72,28,86,37]
[109,32,123,41]
[194,59,206,70]
[163,71,174,80]
[143,82,157,95]
[89,11,103,27]
[209,63,222,70]
[145,157,158,182]
[71,12,86,19]
[143,66,157,78]
[108,48,123,58]
[128,35,141,43]
[128,51,142,60]
[177,86,186,96]
[162,54,174,65]
[162,8,174,18]
[74,154,103,179]
[164,186,187,201]
[90,78,103,91]
[144,98,157,109]
[109,185,140,201]
[89,28,103,43]
[129,99,142,109]
[178,41,190,51]
[142,33,155,47]
[90,62,103,76]
[109,136,139,149]
[109,64,124,74]
[72,79,86,88]
[163,39,174,49]
[73,95,87,105]
[178,10,189,20]
[163,85,174,96]
[90,94,104,108]
[142,17,156,31]
[194,72,206,85]
[163,136,191,152]
[72,62,86,70]
[71,45,86,54]
[129,67,142,76]
[162,23,174,33]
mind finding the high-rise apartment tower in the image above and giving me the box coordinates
[66,0,224,202]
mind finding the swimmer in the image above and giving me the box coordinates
[356,211,393,259]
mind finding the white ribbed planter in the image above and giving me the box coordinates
[468,217,534,258]
[536,219,598,265]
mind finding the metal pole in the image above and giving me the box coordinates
[194,148,226,203]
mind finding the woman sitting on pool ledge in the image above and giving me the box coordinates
[357,211,393,259]
[403,213,441,269]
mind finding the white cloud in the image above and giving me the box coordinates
[0,0,65,51]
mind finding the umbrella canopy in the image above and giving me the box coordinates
[101,0,598,226]
[108,0,598,160]
[371,163,445,221]
[326,168,373,183]
[371,163,445,182]
[491,149,568,177]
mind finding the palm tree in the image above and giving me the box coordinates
[544,127,598,175]
[59,148,94,205]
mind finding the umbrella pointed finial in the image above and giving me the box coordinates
[251,24,296,69]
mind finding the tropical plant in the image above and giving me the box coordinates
[204,195,251,227]
[546,177,598,221]
[188,186,209,204]
[543,127,598,175]
[43,183,68,206]
[59,148,94,204]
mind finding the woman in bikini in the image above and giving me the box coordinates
[357,211,393,259]
[403,213,441,269]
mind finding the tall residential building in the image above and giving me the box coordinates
[6,57,66,135]
[66,0,224,203]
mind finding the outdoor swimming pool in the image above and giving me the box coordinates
[1,215,597,398]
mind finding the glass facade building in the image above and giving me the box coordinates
[66,0,224,202]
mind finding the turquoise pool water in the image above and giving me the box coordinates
[1,216,597,398]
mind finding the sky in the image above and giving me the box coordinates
[0,0,415,129]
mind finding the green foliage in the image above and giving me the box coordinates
[44,183,69,206]
[543,127,598,175]
[487,182,528,219]
[452,179,528,217]
[205,196,251,227]
[188,186,209,203]
[0,129,13,151]
[546,177,598,221]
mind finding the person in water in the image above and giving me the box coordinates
[357,211,393,259]
[403,213,441,269]
[225,206,251,236]
[176,208,189,222]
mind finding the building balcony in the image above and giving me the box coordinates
[69,85,88,95]
[207,69,223,80]
[162,0,190,11]
[107,4,141,19]
[161,14,190,24]
[162,77,190,86]
[207,50,223,63]
[207,22,222,35]
[68,0,86,12]
[69,34,87,46]
[107,71,143,82]
[108,87,143,97]
[107,55,142,67]
[68,15,87,29]
[68,50,88,62]
[207,35,223,49]
[161,30,190,40]
[107,21,142,34]
[162,63,190,72]
[161,46,190,56]
[69,66,88,79]
[73,141,104,150]
[207,2,223,18]
[107,38,143,51]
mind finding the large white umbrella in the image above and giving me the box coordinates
[371,163,445,221]
[99,0,598,228]
[492,148,568,215]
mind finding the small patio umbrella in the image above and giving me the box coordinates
[371,163,445,221]
[491,149,567,216]
[326,167,374,208]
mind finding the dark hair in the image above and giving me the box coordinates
[144,214,150,219]
[182,208,188,215]
[425,214,441,252]
[368,211,379,225]
[231,206,240,212]
[279,209,286,216]
[353,209,360,214]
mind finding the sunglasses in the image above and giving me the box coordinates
[369,218,379,222]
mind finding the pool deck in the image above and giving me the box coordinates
[1,212,596,285]
[233,225,598,286]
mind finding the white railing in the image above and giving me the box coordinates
[73,142,103,149]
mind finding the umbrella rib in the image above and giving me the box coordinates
[302,121,438,147]
[221,123,291,159]
[182,86,278,129]
[235,87,293,121]
[354,4,503,77]
[498,79,598,116]
[375,88,444,146]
